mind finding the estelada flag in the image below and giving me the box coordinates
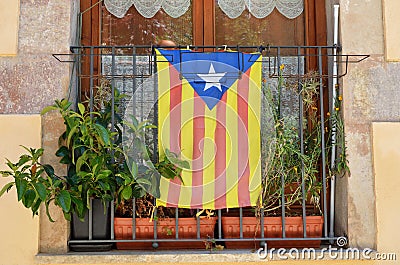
[156,48,262,209]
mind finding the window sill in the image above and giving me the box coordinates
[35,248,378,264]
[35,250,258,264]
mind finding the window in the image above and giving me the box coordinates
[67,0,344,252]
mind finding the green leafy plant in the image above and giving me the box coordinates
[261,70,334,215]
[0,146,74,221]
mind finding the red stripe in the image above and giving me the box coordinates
[214,92,227,209]
[190,93,205,208]
[237,69,251,207]
[166,65,182,207]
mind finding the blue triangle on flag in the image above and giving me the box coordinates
[157,49,260,110]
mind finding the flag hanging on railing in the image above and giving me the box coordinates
[156,48,262,209]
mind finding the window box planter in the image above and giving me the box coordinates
[221,215,323,249]
[114,217,217,249]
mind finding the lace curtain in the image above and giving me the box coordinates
[104,0,303,19]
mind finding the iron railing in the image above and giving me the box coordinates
[53,45,368,250]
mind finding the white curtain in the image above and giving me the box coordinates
[104,0,303,19]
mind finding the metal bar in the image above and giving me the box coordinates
[88,199,93,240]
[89,47,94,116]
[196,209,200,239]
[277,47,286,239]
[329,4,340,242]
[111,200,114,240]
[70,45,341,50]
[154,207,158,240]
[132,198,136,239]
[239,207,243,239]
[175,208,179,239]
[318,47,329,238]
[111,47,116,162]
[153,52,158,162]
[132,47,137,117]
[69,236,340,244]
[298,46,307,238]
[218,209,222,239]
[260,207,265,247]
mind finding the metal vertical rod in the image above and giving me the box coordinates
[153,207,158,240]
[277,47,286,238]
[153,52,158,163]
[132,198,136,239]
[260,207,265,240]
[111,47,116,163]
[330,4,340,241]
[175,208,179,239]
[318,47,328,237]
[111,200,114,240]
[76,50,81,109]
[88,199,93,240]
[239,207,243,239]
[110,49,116,241]
[298,47,307,238]
[89,47,94,115]
[132,47,137,117]
[141,76,144,121]
[218,209,222,239]
[196,209,200,239]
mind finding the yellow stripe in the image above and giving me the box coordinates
[225,81,239,208]
[202,107,217,209]
[156,50,171,207]
[247,55,262,205]
[178,80,194,207]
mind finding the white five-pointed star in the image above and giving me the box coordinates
[197,63,226,92]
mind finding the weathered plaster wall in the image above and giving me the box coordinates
[0,0,20,55]
[338,0,400,249]
[373,123,400,259]
[0,115,41,265]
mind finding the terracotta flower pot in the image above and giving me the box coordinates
[222,216,323,249]
[114,217,217,250]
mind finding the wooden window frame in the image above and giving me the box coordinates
[80,0,326,47]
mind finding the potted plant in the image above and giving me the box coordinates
[221,70,345,249]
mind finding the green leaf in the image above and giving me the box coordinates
[131,161,138,177]
[0,182,14,197]
[31,198,42,216]
[94,124,111,146]
[66,124,79,148]
[45,199,55,222]
[63,212,71,222]
[121,186,132,200]
[56,190,71,213]
[40,105,58,115]
[55,146,70,157]
[78,103,85,115]
[33,182,47,201]
[75,150,89,172]
[136,178,152,186]
[15,178,28,201]
[42,164,55,177]
[71,196,85,218]
[23,189,37,208]
[17,155,31,167]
